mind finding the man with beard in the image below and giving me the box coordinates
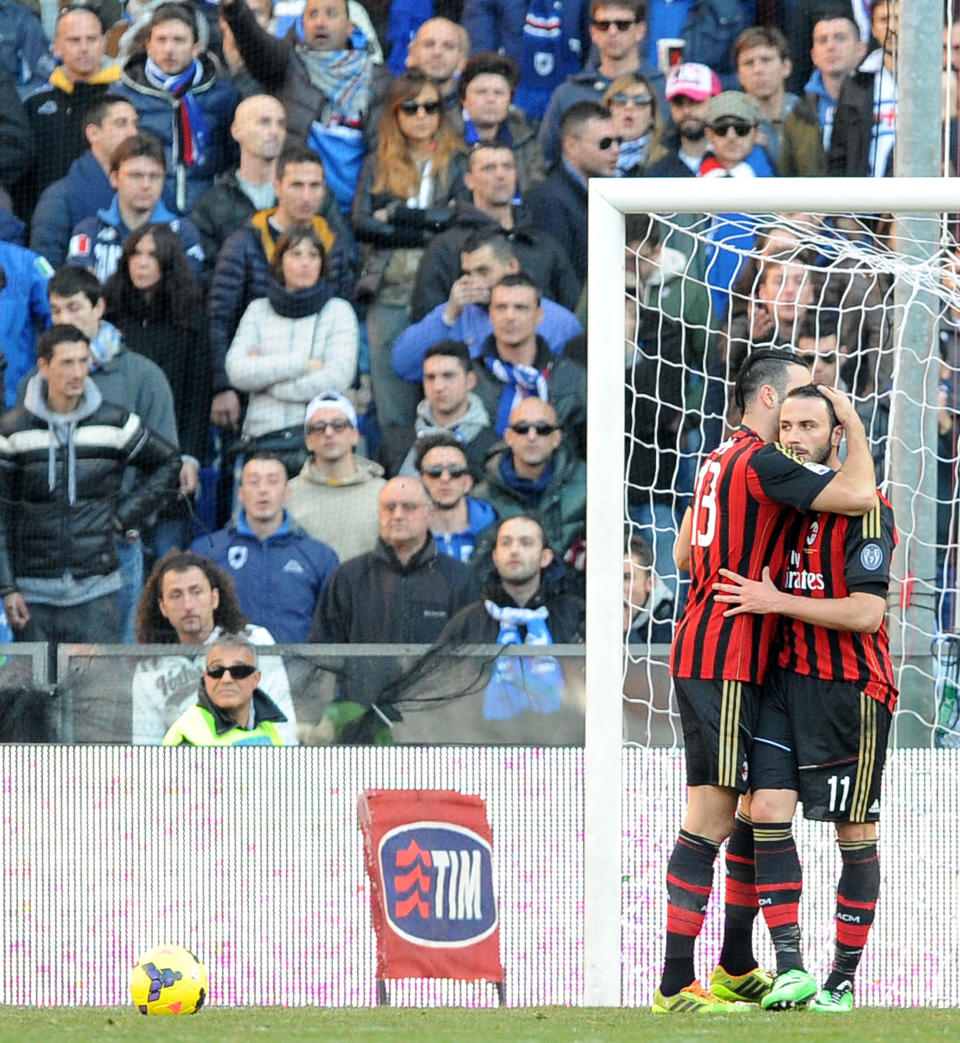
[713,385,897,1013]
[644,62,721,177]
[437,514,584,721]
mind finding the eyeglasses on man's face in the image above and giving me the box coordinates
[308,419,352,434]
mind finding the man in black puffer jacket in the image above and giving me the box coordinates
[0,324,180,676]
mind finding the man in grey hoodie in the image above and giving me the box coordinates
[379,340,499,480]
[0,324,180,677]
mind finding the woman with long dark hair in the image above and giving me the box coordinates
[225,227,359,477]
[352,68,467,431]
[104,222,211,552]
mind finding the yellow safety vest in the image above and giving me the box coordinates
[161,705,284,746]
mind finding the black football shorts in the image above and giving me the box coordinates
[673,676,760,792]
[750,667,891,822]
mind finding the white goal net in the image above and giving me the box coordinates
[584,176,960,1006]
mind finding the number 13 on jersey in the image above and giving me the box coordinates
[691,460,721,548]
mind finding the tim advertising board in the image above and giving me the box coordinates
[358,790,504,982]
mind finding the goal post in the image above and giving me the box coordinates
[585,176,960,1005]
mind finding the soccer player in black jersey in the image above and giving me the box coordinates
[714,385,897,1013]
[653,353,878,1015]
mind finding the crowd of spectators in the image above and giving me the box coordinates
[0,0,951,740]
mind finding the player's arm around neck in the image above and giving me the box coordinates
[807,386,877,516]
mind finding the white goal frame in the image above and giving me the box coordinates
[584,176,960,1006]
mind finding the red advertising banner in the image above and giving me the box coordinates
[358,789,504,983]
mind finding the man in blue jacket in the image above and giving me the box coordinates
[65,132,205,281]
[391,227,582,384]
[414,432,498,566]
[113,1,238,214]
[191,453,339,643]
[30,95,140,268]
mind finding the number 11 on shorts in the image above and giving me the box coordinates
[827,774,850,813]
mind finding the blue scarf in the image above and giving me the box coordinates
[499,451,554,507]
[483,355,549,434]
[482,600,563,719]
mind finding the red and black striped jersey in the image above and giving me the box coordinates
[777,495,898,712]
[671,427,837,683]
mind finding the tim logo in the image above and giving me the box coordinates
[378,822,498,947]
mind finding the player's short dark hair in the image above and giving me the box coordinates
[590,0,647,21]
[149,2,198,41]
[458,51,519,100]
[242,451,288,471]
[110,132,166,173]
[733,347,809,413]
[276,144,325,180]
[493,271,541,304]
[811,9,860,39]
[560,100,611,139]
[782,383,839,429]
[36,324,89,362]
[413,431,468,472]
[423,340,472,372]
[49,265,103,306]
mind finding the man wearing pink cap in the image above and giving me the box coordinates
[644,61,721,177]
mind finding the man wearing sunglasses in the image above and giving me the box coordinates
[537,0,661,171]
[132,550,299,745]
[287,390,386,563]
[414,431,497,566]
[699,91,769,178]
[162,633,288,745]
[474,398,586,588]
[526,100,621,293]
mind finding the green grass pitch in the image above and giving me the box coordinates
[1,1006,959,1042]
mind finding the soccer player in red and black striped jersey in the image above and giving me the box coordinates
[714,385,897,1013]
[653,353,878,1015]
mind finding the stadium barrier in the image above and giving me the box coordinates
[0,743,954,1007]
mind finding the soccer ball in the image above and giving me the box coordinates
[130,944,208,1015]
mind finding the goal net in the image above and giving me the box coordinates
[585,176,960,1005]
[609,180,960,749]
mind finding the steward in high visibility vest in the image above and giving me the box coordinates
[162,697,286,746]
